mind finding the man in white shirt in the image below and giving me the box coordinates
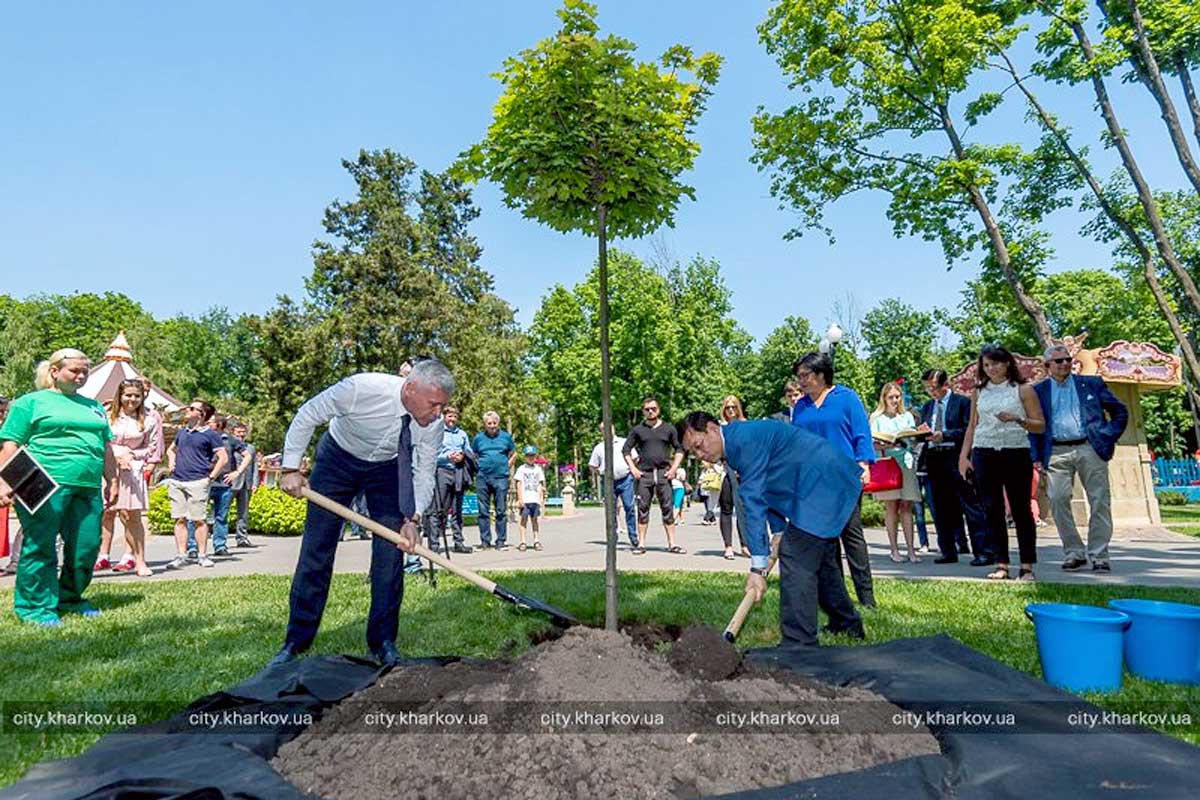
[268,359,453,668]
[588,425,639,549]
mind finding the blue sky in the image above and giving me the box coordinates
[1,1,1192,345]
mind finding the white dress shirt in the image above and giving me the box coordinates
[282,373,442,515]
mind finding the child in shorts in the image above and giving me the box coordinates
[514,446,546,551]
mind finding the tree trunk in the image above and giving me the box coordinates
[999,49,1200,382]
[1177,55,1200,151]
[937,105,1054,347]
[1069,19,1200,317]
[1122,0,1200,197]
[597,203,619,631]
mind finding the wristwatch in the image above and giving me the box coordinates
[749,566,767,577]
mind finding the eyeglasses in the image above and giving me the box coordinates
[188,406,204,412]
[723,405,737,410]
[1049,357,1071,364]
[794,370,813,379]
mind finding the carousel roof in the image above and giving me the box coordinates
[79,332,185,412]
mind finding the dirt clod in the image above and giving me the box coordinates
[667,625,743,681]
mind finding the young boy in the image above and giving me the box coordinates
[514,445,546,551]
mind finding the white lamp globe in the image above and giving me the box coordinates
[826,324,844,344]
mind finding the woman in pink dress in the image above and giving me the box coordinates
[97,380,161,576]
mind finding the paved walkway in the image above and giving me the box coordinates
[3,507,1197,588]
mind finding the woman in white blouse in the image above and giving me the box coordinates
[959,345,1045,581]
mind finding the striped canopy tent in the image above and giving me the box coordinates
[79,331,184,413]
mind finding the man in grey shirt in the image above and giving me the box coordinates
[228,420,257,548]
[270,359,452,668]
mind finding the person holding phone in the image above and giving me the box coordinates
[958,344,1045,581]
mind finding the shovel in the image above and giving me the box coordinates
[302,487,578,627]
[723,534,781,643]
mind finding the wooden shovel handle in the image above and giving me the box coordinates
[301,487,498,594]
[723,534,782,642]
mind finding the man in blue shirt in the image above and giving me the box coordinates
[426,406,474,554]
[678,412,865,646]
[1030,345,1128,572]
[471,411,517,550]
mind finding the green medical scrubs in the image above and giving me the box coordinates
[0,390,112,623]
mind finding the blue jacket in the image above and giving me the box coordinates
[1030,375,1128,465]
[723,420,862,565]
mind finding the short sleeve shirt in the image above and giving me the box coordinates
[623,422,679,469]
[172,426,226,482]
[515,463,545,505]
[0,389,112,488]
[472,430,516,479]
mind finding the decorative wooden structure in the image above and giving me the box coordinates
[950,337,1180,527]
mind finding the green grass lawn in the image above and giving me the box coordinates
[1159,504,1200,536]
[1,573,1198,788]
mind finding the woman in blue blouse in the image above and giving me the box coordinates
[791,351,876,608]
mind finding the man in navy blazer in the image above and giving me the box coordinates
[1031,345,1128,571]
[918,369,991,565]
[677,412,864,646]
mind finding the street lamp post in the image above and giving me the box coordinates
[822,323,844,371]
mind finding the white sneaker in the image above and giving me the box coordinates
[198,556,215,568]
[165,556,188,570]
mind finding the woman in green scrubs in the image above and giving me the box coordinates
[0,348,114,626]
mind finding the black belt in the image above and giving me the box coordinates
[1053,438,1087,446]
[927,443,957,451]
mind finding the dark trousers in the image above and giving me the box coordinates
[233,486,252,540]
[475,474,509,546]
[779,524,862,647]
[427,466,465,547]
[972,447,1038,565]
[636,470,675,525]
[717,473,745,550]
[284,434,406,652]
[836,498,875,606]
[925,449,990,559]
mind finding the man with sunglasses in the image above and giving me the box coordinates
[622,396,684,553]
[1030,345,1128,572]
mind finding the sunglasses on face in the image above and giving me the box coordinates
[1049,357,1071,364]
[643,407,658,413]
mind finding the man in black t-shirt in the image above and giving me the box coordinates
[622,395,684,553]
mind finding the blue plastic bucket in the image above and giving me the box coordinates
[1108,599,1200,685]
[1025,603,1131,692]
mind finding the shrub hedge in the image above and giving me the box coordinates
[147,485,306,536]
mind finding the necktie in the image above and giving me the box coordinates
[397,414,415,519]
[934,399,944,433]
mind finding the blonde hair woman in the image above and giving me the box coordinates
[717,395,749,559]
[0,349,114,625]
[97,379,162,577]
[869,382,921,563]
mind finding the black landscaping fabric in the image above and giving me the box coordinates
[3,635,1198,799]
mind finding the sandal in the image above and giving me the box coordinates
[1018,568,1036,582]
[889,553,904,563]
[518,543,527,552]
[632,546,647,555]
[533,541,543,551]
[668,545,687,554]
[986,566,1011,581]
[907,553,920,563]
[723,550,735,560]
[135,566,153,577]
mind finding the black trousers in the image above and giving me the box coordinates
[925,448,990,559]
[972,447,1038,565]
[635,470,675,525]
[717,473,745,549]
[836,498,875,606]
[426,466,465,547]
[285,434,405,652]
[779,524,862,647]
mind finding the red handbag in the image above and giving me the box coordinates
[864,457,903,493]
